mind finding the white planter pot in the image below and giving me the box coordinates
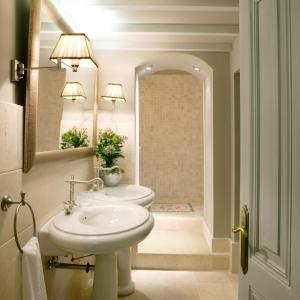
[103,172,122,187]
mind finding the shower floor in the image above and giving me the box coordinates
[135,203,230,270]
[138,202,209,255]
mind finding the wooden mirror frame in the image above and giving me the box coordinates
[24,0,98,173]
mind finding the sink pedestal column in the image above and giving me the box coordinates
[92,252,117,300]
[117,247,135,296]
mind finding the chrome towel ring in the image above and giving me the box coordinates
[1,192,36,254]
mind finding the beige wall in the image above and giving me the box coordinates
[192,52,231,238]
[0,0,29,106]
[39,48,96,149]
[230,37,240,242]
[139,71,204,205]
[37,69,66,152]
[0,150,93,300]
[0,1,94,299]
[0,2,233,298]
[96,50,232,238]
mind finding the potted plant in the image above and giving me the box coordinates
[95,128,127,186]
[60,127,89,149]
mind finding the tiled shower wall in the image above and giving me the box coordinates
[139,71,204,205]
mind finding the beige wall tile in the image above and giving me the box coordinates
[0,226,33,300]
[0,102,23,173]
[0,170,24,245]
[22,157,94,227]
[140,72,204,205]
[0,154,94,299]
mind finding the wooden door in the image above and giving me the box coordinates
[238,0,300,299]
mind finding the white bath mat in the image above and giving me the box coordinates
[151,203,194,213]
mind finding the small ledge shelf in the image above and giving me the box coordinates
[35,147,94,164]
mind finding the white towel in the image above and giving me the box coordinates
[22,237,48,300]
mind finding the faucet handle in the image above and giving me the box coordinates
[66,175,75,183]
[63,201,73,215]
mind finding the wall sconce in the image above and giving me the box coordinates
[101,83,126,103]
[11,33,98,82]
[61,82,87,102]
[50,33,98,72]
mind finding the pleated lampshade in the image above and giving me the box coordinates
[50,33,98,72]
[61,82,87,102]
[102,83,126,102]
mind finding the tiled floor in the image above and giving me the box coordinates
[139,230,210,254]
[136,203,230,270]
[128,204,237,299]
[120,270,238,300]
[138,203,210,255]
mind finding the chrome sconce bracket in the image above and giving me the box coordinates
[11,59,25,82]
[11,59,63,82]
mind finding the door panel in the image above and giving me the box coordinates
[257,0,280,256]
[251,0,291,283]
[239,0,299,299]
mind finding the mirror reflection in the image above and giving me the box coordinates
[36,8,95,152]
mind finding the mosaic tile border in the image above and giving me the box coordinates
[151,203,194,213]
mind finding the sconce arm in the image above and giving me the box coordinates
[11,59,62,82]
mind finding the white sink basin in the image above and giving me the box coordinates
[48,203,154,300]
[74,184,155,297]
[101,184,153,200]
[49,204,153,254]
[76,184,154,207]
[52,205,150,236]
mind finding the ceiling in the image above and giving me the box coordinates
[40,0,239,52]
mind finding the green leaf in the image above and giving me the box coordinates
[60,127,89,149]
[95,128,127,167]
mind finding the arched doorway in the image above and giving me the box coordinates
[134,53,215,260]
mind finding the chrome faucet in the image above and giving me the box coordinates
[64,176,104,214]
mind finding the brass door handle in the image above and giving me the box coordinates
[232,226,247,237]
[232,205,249,274]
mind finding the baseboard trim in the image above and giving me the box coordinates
[202,220,230,253]
[230,241,240,274]
[133,253,230,271]
[202,219,213,251]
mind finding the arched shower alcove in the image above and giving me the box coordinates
[135,53,214,237]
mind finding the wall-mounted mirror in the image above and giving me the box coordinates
[24,0,98,172]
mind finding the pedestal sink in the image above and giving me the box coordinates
[75,184,155,296]
[49,204,154,300]
[76,184,154,208]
